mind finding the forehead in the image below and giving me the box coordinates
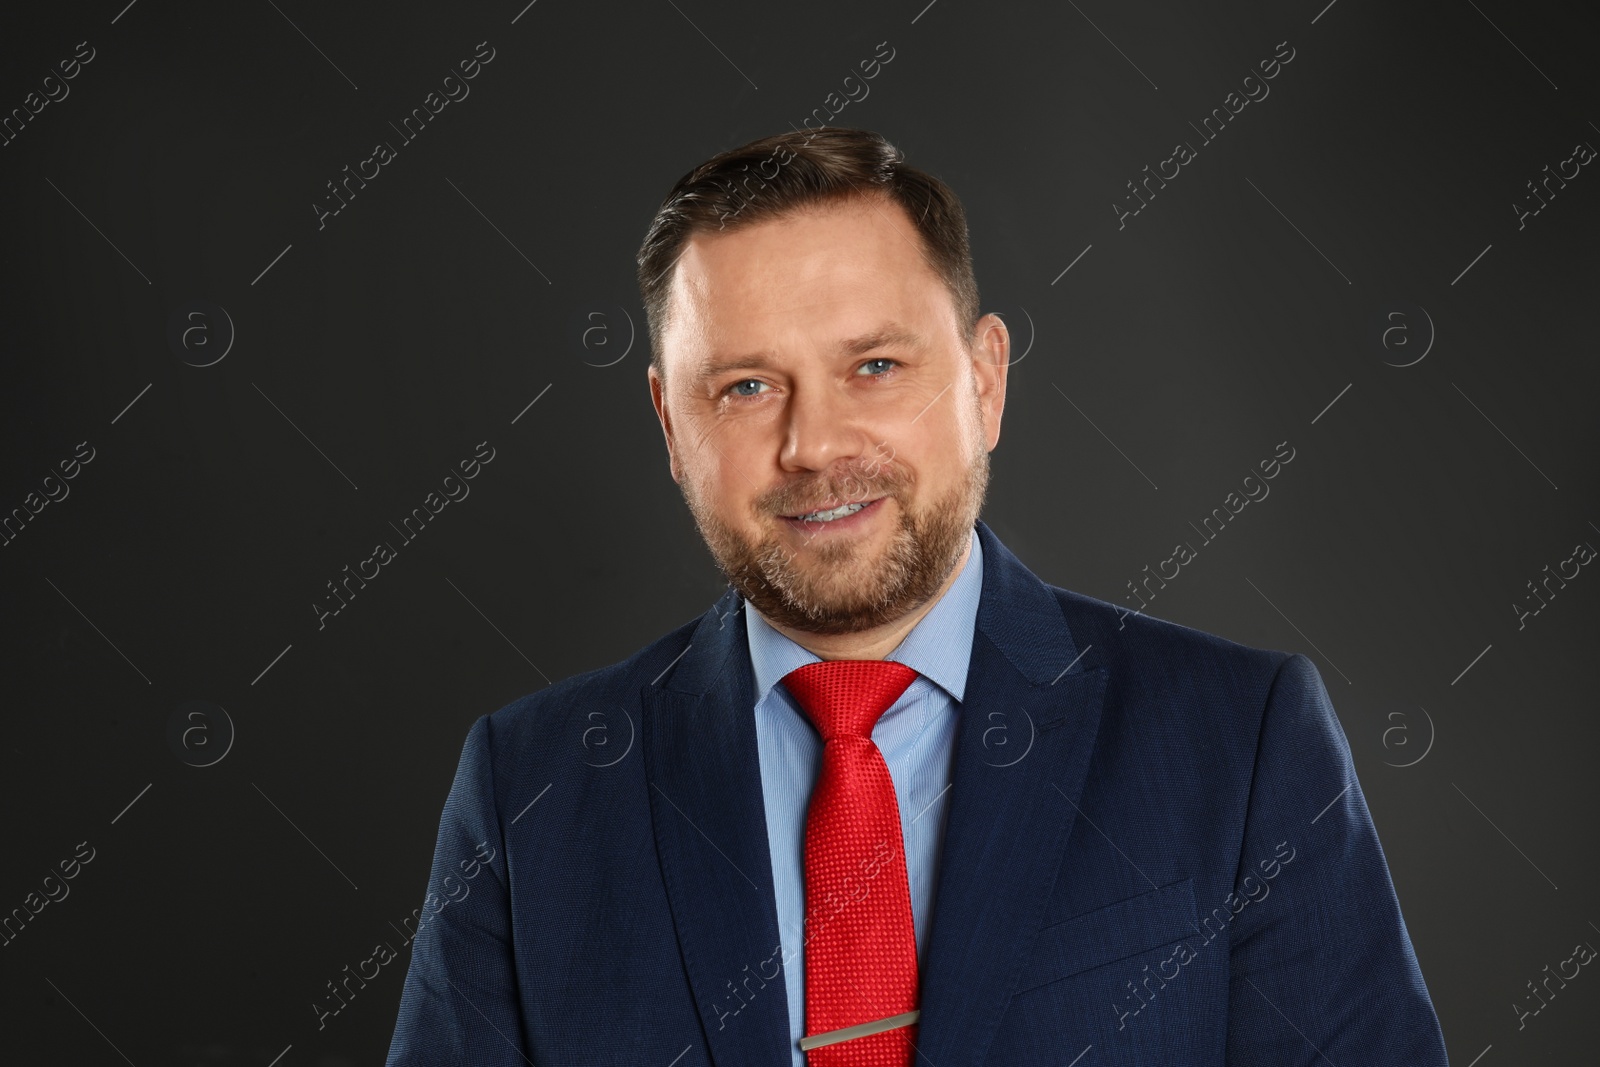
[660,195,952,373]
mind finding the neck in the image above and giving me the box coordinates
[761,534,973,661]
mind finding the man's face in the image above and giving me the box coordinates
[648,193,1008,636]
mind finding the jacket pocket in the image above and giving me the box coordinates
[1015,877,1198,994]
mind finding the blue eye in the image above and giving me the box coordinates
[723,360,897,400]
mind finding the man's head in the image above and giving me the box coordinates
[637,127,1008,637]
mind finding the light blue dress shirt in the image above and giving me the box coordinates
[745,526,983,1066]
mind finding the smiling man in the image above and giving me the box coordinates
[647,183,998,656]
[385,127,1448,1067]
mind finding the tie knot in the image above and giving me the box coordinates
[780,659,921,741]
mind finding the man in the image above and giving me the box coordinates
[384,127,1448,1065]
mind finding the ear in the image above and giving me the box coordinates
[970,313,1009,451]
[648,363,683,484]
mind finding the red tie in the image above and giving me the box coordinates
[781,659,923,1067]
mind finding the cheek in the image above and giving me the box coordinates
[905,426,962,480]
[690,453,760,520]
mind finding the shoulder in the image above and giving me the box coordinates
[475,611,704,756]
[1034,582,1351,836]
[1040,581,1309,751]
[1055,582,1292,688]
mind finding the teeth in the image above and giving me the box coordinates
[796,501,868,523]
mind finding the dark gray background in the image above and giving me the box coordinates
[2,0,1596,1063]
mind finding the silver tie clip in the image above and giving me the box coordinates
[799,1009,920,1051]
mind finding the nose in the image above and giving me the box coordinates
[779,374,870,475]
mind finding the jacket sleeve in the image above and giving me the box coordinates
[385,714,530,1066]
[1224,653,1448,1064]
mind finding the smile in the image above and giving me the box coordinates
[781,497,885,532]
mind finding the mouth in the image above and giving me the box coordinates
[780,497,885,533]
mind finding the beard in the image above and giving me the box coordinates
[679,422,990,637]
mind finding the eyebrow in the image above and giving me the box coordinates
[691,325,923,386]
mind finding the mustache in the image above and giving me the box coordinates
[764,460,911,517]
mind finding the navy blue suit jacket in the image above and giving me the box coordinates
[385,519,1447,1065]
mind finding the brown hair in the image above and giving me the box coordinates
[635,126,981,383]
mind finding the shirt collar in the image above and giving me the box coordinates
[744,525,983,705]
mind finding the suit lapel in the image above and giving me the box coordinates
[642,588,792,1065]
[912,521,1108,1067]
[641,521,1107,1067]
